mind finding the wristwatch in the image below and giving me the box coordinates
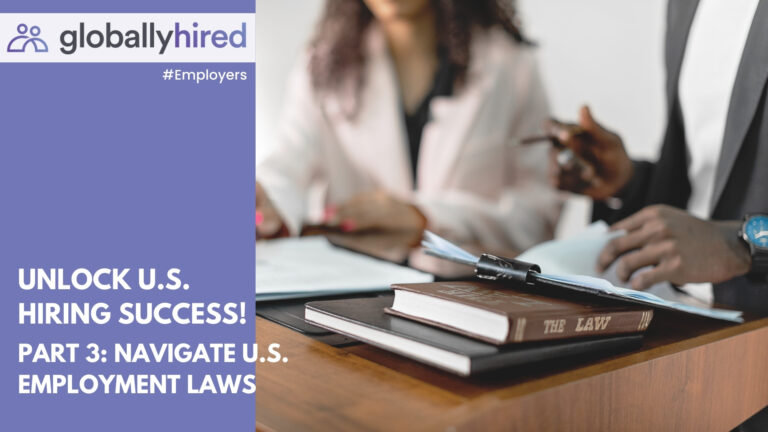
[739,214,768,275]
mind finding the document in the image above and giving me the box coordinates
[534,273,742,322]
[517,222,718,309]
[256,236,434,301]
[516,221,622,278]
[422,224,743,322]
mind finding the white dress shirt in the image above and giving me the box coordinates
[678,0,759,302]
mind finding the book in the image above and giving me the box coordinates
[421,228,744,323]
[304,296,644,377]
[388,281,653,344]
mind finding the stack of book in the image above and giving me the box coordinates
[305,280,653,377]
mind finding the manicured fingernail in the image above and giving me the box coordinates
[341,220,356,232]
[324,206,337,221]
[255,211,264,226]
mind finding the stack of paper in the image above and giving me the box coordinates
[516,222,722,310]
[421,224,743,323]
[516,221,623,278]
[535,273,742,322]
[256,236,434,301]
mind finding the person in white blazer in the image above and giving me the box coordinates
[256,0,562,250]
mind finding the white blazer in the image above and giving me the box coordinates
[257,25,563,250]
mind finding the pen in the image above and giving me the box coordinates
[518,124,590,172]
[518,123,587,147]
[519,134,565,147]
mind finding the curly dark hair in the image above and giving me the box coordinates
[309,0,528,115]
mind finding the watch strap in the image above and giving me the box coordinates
[750,246,768,275]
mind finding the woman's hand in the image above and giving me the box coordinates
[256,182,288,239]
[597,205,751,290]
[327,190,427,233]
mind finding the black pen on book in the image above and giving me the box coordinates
[421,231,542,286]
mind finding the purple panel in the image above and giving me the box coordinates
[0,62,255,430]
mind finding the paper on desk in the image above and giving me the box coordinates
[518,222,693,303]
[517,221,742,322]
[534,273,742,322]
[422,223,743,322]
[256,236,434,301]
[517,221,622,278]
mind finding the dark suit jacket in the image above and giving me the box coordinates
[593,0,768,314]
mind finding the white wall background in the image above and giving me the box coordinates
[255,0,668,238]
[255,0,324,162]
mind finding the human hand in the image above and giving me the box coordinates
[326,190,427,233]
[548,106,634,200]
[597,205,751,290]
[256,182,288,239]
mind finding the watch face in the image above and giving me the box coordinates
[745,215,768,249]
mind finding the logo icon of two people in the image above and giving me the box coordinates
[7,24,48,53]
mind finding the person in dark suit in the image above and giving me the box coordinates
[551,2,768,428]
[550,0,768,315]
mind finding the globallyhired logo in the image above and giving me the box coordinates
[7,23,49,53]
[59,22,247,55]
[6,21,247,55]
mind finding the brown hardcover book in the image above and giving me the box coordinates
[387,281,653,345]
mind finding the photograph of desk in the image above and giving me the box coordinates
[255,233,768,431]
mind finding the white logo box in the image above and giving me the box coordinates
[0,13,256,62]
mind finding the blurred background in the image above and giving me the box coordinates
[255,0,667,238]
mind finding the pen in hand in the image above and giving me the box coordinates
[518,121,591,175]
[528,106,635,202]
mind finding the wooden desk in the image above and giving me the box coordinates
[256,232,768,430]
[257,310,768,431]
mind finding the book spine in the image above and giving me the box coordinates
[507,309,653,343]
